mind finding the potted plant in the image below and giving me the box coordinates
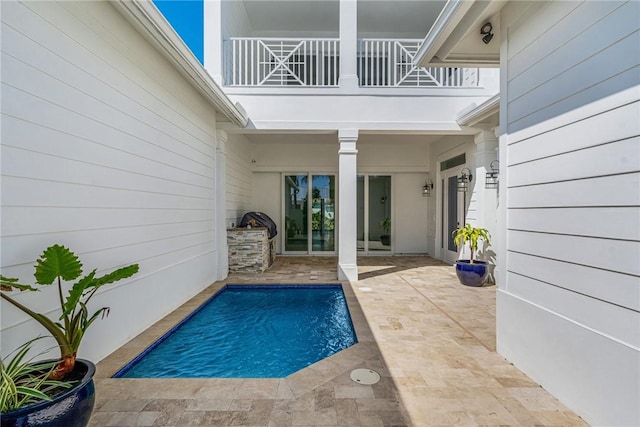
[1,338,72,414]
[452,224,491,287]
[0,244,139,427]
[380,217,391,246]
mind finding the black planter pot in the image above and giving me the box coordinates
[380,235,391,246]
[1,359,96,427]
[455,260,489,287]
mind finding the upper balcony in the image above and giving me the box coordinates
[225,37,479,89]
[208,1,498,132]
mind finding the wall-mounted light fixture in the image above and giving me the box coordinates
[457,167,473,192]
[485,160,499,189]
[480,22,494,45]
[422,178,434,197]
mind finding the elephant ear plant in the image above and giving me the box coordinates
[0,244,139,380]
[452,223,491,263]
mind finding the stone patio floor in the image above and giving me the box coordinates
[91,256,587,426]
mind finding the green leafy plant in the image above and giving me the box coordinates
[312,211,322,231]
[452,223,491,263]
[324,217,334,231]
[380,217,391,235]
[0,337,72,412]
[285,216,300,236]
[0,244,139,380]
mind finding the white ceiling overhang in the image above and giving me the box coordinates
[415,0,507,68]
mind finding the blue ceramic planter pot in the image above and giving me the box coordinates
[1,359,96,427]
[455,260,489,287]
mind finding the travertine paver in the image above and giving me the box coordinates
[92,256,586,426]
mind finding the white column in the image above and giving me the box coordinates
[203,0,223,85]
[215,130,228,281]
[339,0,359,90]
[474,129,499,281]
[338,129,358,282]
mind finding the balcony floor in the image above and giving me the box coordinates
[92,256,585,426]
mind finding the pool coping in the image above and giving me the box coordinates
[95,280,378,399]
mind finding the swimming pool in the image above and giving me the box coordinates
[114,285,357,378]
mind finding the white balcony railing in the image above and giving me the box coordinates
[225,38,479,88]
[359,39,478,87]
[227,38,339,87]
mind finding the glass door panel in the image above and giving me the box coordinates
[356,175,392,253]
[311,175,335,252]
[284,175,308,252]
[357,175,365,251]
[368,175,391,252]
[447,175,459,252]
[442,170,465,263]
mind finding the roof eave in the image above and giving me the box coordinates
[414,0,475,67]
[456,94,500,127]
[111,0,248,128]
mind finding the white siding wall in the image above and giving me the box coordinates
[0,1,221,362]
[498,1,640,425]
[225,134,253,227]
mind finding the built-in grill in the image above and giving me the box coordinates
[239,212,278,239]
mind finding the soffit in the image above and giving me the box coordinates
[239,0,446,38]
[416,0,507,67]
[243,133,444,145]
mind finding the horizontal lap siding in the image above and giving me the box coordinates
[505,0,640,311]
[507,230,638,280]
[500,1,640,425]
[0,1,221,362]
[509,137,639,186]
[508,252,638,312]
[507,1,639,132]
[508,101,639,166]
[506,271,639,346]
[507,173,640,208]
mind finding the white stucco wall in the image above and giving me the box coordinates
[497,1,640,425]
[225,134,253,228]
[224,91,497,133]
[247,134,434,254]
[1,1,223,362]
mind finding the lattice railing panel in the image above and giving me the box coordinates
[359,39,479,88]
[227,38,339,87]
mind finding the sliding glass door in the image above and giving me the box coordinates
[357,175,392,253]
[284,174,335,253]
[284,175,308,252]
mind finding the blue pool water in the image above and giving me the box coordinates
[114,285,357,378]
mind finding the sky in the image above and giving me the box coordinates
[153,0,204,64]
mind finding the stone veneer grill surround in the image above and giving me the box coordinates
[227,227,276,273]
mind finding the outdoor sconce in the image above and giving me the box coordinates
[457,167,473,192]
[422,178,434,197]
[485,160,499,189]
[481,22,494,45]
